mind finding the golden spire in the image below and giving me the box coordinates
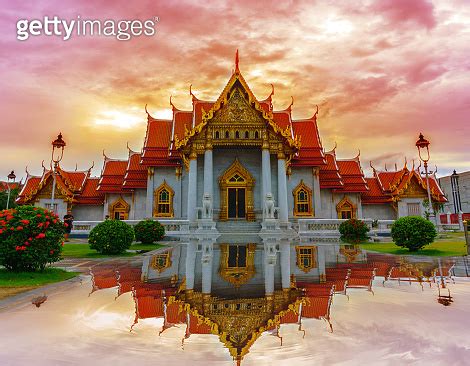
[235,49,240,72]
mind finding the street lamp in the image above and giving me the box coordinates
[50,133,66,214]
[450,170,462,214]
[415,133,436,225]
[6,170,16,210]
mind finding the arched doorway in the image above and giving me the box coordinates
[218,159,255,221]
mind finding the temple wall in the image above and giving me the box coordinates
[288,167,315,218]
[319,192,362,219]
[397,197,426,218]
[206,148,278,220]
[35,198,68,219]
[72,205,103,221]
[105,193,132,219]
[151,166,184,219]
[130,189,147,220]
[362,204,396,220]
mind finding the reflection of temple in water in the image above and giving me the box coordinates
[88,243,456,365]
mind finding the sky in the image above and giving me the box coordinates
[0,0,469,181]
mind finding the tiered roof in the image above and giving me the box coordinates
[123,150,147,190]
[318,149,368,192]
[96,154,128,193]
[16,165,104,205]
[362,163,447,204]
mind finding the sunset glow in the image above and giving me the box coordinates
[0,0,469,180]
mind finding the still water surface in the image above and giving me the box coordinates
[1,249,470,366]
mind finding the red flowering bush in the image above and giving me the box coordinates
[0,205,65,271]
[339,218,370,244]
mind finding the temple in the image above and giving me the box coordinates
[17,52,446,224]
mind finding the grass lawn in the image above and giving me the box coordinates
[360,232,467,257]
[61,242,164,258]
[0,267,80,300]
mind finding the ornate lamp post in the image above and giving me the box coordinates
[6,170,16,209]
[50,133,66,214]
[450,170,462,214]
[415,133,436,224]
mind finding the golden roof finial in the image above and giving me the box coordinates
[235,49,240,72]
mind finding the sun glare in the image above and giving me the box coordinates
[322,17,354,35]
[93,110,142,129]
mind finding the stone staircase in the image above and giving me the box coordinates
[216,221,262,234]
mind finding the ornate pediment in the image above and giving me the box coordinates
[175,71,300,160]
[211,88,265,127]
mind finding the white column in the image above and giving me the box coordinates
[201,242,213,294]
[262,148,272,201]
[280,241,291,290]
[264,240,276,296]
[317,245,326,282]
[187,153,198,222]
[277,156,289,222]
[264,260,274,296]
[356,194,363,219]
[203,149,213,201]
[313,168,321,217]
[145,168,154,218]
[185,240,197,291]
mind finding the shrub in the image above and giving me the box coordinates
[391,216,437,251]
[0,205,65,271]
[134,219,165,244]
[339,218,370,243]
[89,220,134,254]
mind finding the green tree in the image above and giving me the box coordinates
[0,187,19,210]
[391,216,437,251]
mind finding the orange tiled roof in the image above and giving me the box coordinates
[123,151,147,190]
[361,177,391,204]
[97,158,128,193]
[76,178,105,205]
[0,182,20,192]
[291,117,326,166]
[16,176,41,204]
[335,159,369,192]
[141,116,174,166]
[319,152,344,189]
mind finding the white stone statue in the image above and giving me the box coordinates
[201,242,213,264]
[264,193,275,219]
[265,241,277,265]
[202,193,212,219]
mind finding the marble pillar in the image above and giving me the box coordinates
[185,240,197,291]
[187,152,198,222]
[277,156,289,222]
[280,241,291,289]
[262,148,272,202]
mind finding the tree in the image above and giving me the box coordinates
[391,216,437,251]
[0,187,19,210]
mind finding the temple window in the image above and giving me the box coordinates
[296,246,317,272]
[215,131,220,139]
[293,180,313,216]
[235,130,240,139]
[255,131,259,139]
[228,245,247,268]
[225,130,230,138]
[151,250,172,272]
[336,196,356,219]
[407,203,421,216]
[109,197,130,220]
[154,181,174,217]
[219,243,257,286]
[245,131,249,138]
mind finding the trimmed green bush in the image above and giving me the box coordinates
[339,218,370,243]
[134,219,165,244]
[89,220,134,254]
[0,205,65,271]
[391,216,437,251]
